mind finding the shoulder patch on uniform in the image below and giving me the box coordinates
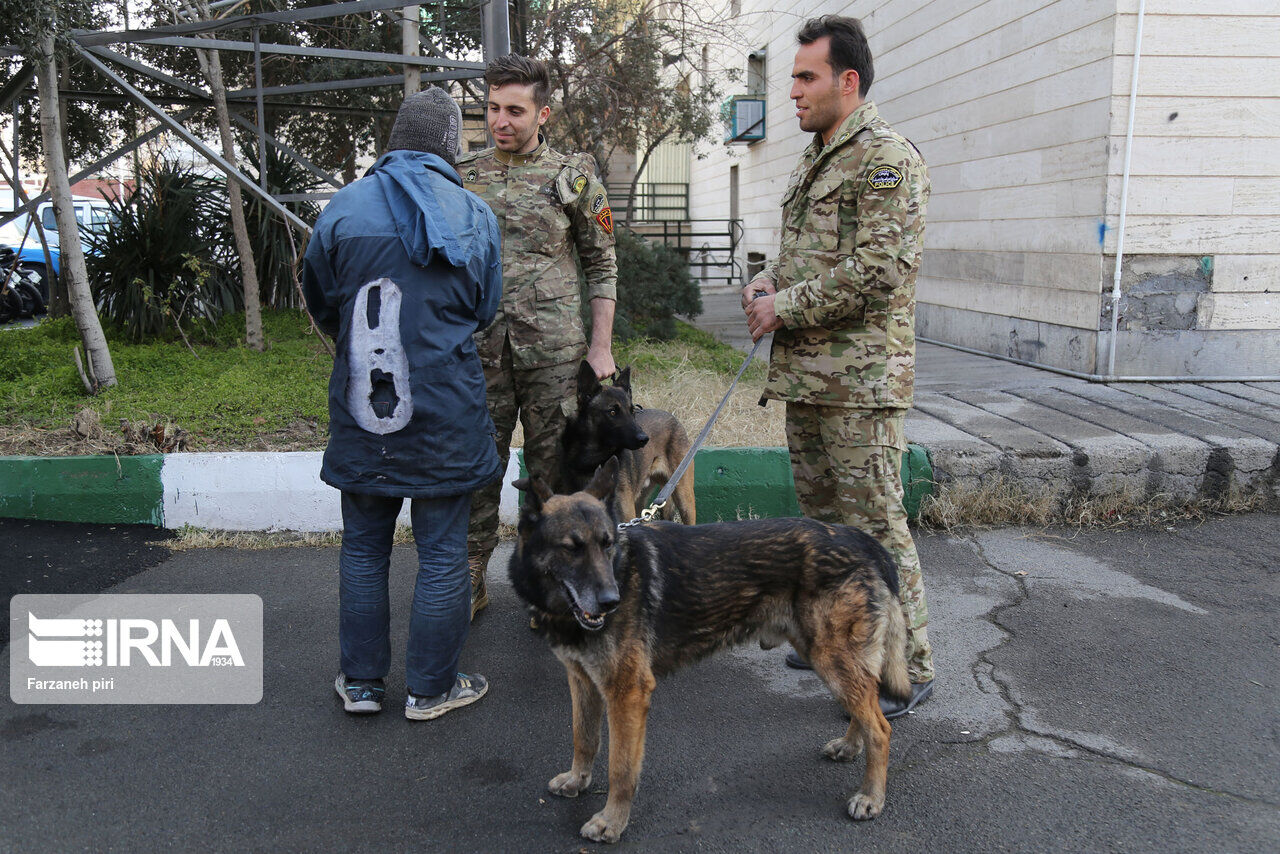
[867,166,903,190]
[595,207,614,234]
[591,192,605,214]
[573,175,588,194]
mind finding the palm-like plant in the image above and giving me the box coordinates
[87,160,239,343]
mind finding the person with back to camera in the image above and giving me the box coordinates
[303,87,502,721]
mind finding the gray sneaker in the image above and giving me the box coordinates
[405,672,489,721]
[334,672,385,714]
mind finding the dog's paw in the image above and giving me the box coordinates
[580,810,626,844]
[847,792,884,821]
[822,736,863,762]
[548,770,591,798]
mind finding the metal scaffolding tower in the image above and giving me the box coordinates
[0,0,511,236]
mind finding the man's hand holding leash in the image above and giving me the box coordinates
[742,279,782,342]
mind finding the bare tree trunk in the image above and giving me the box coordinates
[35,32,116,391]
[180,0,264,351]
[402,6,420,97]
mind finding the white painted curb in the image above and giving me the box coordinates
[161,452,522,532]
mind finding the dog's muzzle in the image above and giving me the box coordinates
[562,582,619,631]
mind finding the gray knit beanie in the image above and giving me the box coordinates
[386,87,462,163]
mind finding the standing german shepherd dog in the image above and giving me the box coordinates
[510,458,910,843]
[559,361,695,524]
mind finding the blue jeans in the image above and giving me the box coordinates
[338,491,471,697]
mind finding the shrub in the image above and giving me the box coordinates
[606,226,702,341]
[87,160,239,342]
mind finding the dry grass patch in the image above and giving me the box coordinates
[627,359,785,449]
[169,526,391,551]
[511,334,786,450]
[169,522,521,551]
[918,476,1272,533]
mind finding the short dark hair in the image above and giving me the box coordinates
[797,15,874,98]
[484,53,552,108]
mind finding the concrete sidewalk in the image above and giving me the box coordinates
[695,290,1280,503]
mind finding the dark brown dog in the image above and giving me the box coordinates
[509,458,909,843]
[559,361,695,524]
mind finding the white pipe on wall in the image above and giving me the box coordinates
[931,2,1280,384]
[1106,0,1146,377]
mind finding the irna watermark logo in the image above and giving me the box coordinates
[27,613,245,667]
[10,595,262,704]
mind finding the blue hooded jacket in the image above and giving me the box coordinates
[303,150,503,498]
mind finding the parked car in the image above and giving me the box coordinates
[0,196,115,300]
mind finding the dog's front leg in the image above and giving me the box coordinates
[549,662,602,798]
[580,661,655,844]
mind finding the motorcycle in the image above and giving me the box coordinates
[0,246,47,323]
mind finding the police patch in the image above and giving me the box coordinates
[591,193,605,214]
[867,166,903,190]
[595,207,613,235]
[572,175,588,194]
[465,168,478,182]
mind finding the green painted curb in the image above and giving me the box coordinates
[902,444,933,520]
[0,446,933,528]
[0,455,164,525]
[692,444,933,522]
[693,447,800,520]
[517,444,934,522]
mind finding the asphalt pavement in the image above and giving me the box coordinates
[2,514,1277,852]
[0,519,172,647]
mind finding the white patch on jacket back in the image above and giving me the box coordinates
[347,278,413,434]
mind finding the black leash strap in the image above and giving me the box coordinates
[618,322,768,529]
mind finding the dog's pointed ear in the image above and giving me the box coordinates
[615,364,632,392]
[513,476,554,508]
[584,456,619,502]
[577,360,601,403]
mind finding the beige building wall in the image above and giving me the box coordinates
[689,0,1280,377]
[1106,1,1280,341]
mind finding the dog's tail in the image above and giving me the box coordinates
[880,589,912,703]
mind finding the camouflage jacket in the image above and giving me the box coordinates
[458,138,618,370]
[761,101,929,411]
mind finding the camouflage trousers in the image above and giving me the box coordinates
[785,402,935,683]
[467,337,577,558]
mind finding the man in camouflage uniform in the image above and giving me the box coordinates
[459,54,618,618]
[743,15,935,718]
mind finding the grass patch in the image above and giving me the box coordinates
[615,322,762,379]
[0,310,332,455]
[0,314,780,455]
